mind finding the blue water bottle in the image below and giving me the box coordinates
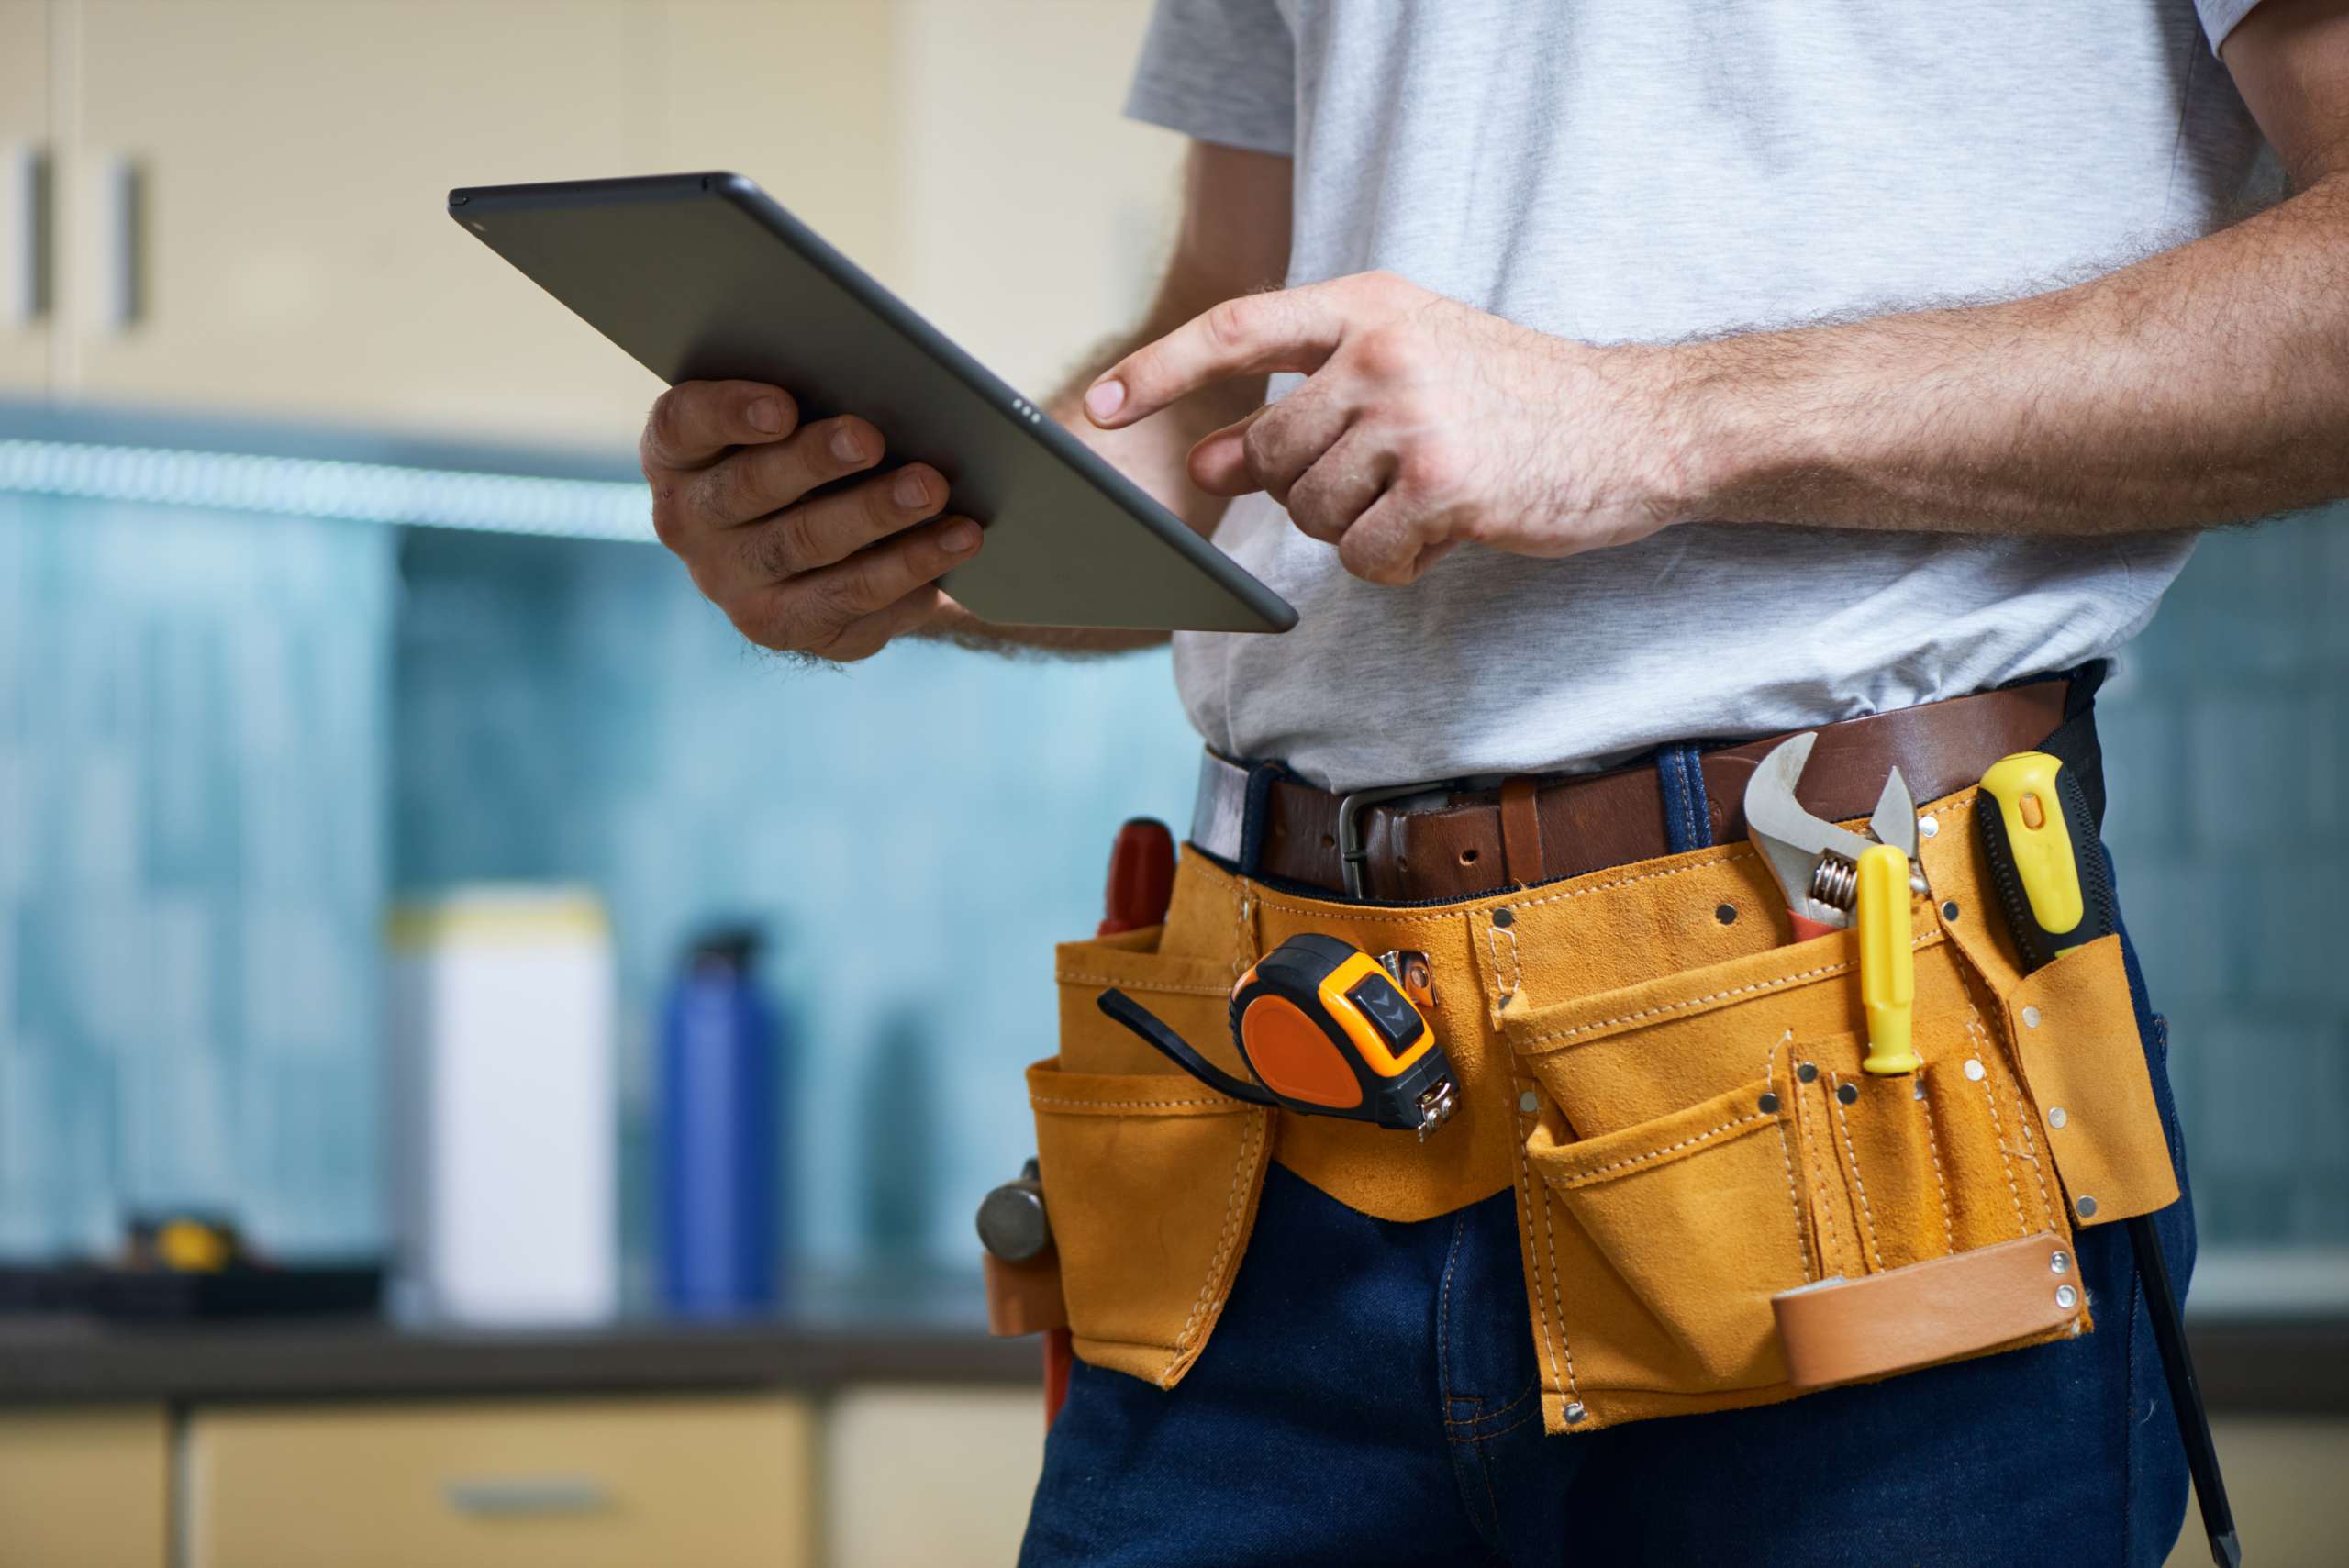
[658,926,781,1316]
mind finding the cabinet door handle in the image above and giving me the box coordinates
[93,153,146,332]
[441,1475,617,1518]
[5,142,50,327]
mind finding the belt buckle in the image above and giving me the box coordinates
[1334,779,1459,900]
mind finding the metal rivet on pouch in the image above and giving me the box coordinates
[1758,1092,1781,1115]
[2047,1106,2068,1129]
[1716,903,1738,925]
[2056,1284,2078,1310]
[1919,816,1939,840]
[1564,1402,1587,1425]
[1519,1090,1540,1115]
[1963,1058,1987,1081]
[1492,907,1516,928]
[2051,1250,2071,1274]
[2076,1195,2099,1218]
[1941,900,1961,923]
[1796,1062,1819,1084]
[1835,1082,1859,1106]
[1912,1080,1928,1101]
[2021,1006,2043,1029]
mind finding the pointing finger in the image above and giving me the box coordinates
[1085,283,1354,429]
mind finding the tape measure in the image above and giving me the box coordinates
[1099,933,1460,1137]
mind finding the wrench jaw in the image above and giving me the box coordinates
[1866,766,1934,899]
[1867,767,1917,857]
[1745,735,1928,933]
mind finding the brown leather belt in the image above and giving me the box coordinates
[1189,682,2075,904]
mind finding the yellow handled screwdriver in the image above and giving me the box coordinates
[1976,751,2116,966]
[1975,749,2236,1568]
[1855,843,1920,1075]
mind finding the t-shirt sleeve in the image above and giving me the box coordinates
[1124,0,1297,156]
[2194,0,2262,53]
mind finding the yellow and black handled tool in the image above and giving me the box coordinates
[1976,747,2238,1568]
[1100,933,1460,1137]
[1975,751,2117,971]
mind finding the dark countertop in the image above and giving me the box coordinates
[4,1312,2341,1412]
[0,1315,1041,1407]
[0,1262,1047,1407]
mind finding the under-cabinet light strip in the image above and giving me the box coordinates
[0,439,656,541]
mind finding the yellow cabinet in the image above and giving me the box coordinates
[183,1394,816,1568]
[0,1407,171,1568]
[826,1386,1045,1568]
[14,0,907,450]
[0,0,50,396]
[52,0,662,450]
[889,0,1184,395]
[14,1,1170,445]
[648,1,902,291]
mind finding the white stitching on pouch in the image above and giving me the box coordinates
[1965,1006,2032,1237]
[1918,1077,1958,1256]
[1763,1034,1813,1283]
[1556,1112,1769,1184]
[1166,1106,1264,1383]
[1054,971,1231,996]
[1518,931,1937,1050]
[1031,1095,1236,1111]
[1830,1073,1885,1273]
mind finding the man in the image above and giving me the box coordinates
[642,1,2348,1562]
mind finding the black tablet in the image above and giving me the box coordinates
[448,172,1296,634]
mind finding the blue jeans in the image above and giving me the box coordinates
[1020,889,2195,1566]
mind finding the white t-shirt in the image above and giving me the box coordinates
[1129,0,2274,790]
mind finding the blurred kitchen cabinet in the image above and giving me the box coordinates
[890,0,1186,395]
[826,1385,1044,1567]
[17,0,1162,444]
[0,1407,170,1568]
[0,0,50,396]
[50,1,667,450]
[647,2,903,292]
[183,1394,816,1568]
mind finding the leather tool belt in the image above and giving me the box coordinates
[1029,681,2183,1432]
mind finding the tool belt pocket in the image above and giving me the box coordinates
[1031,929,1274,1390]
[1495,915,2149,1429]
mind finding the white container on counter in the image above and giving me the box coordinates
[387,885,617,1325]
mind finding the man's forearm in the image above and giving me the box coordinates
[1683,174,2349,538]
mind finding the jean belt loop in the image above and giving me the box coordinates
[1656,742,1715,855]
[1235,762,1283,880]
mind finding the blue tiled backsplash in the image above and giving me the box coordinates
[2,485,2343,1283]
[0,493,391,1256]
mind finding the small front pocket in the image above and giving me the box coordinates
[1499,924,1970,1140]
[1027,1058,1272,1390]
[1495,906,2083,1429]
[1995,933,2179,1229]
[1053,929,1246,1079]
[1525,1076,1812,1394]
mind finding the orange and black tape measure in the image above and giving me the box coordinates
[1100,933,1460,1137]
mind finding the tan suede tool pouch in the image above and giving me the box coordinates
[1031,918,1274,1388]
[1487,788,2180,1432]
[1030,790,2177,1429]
